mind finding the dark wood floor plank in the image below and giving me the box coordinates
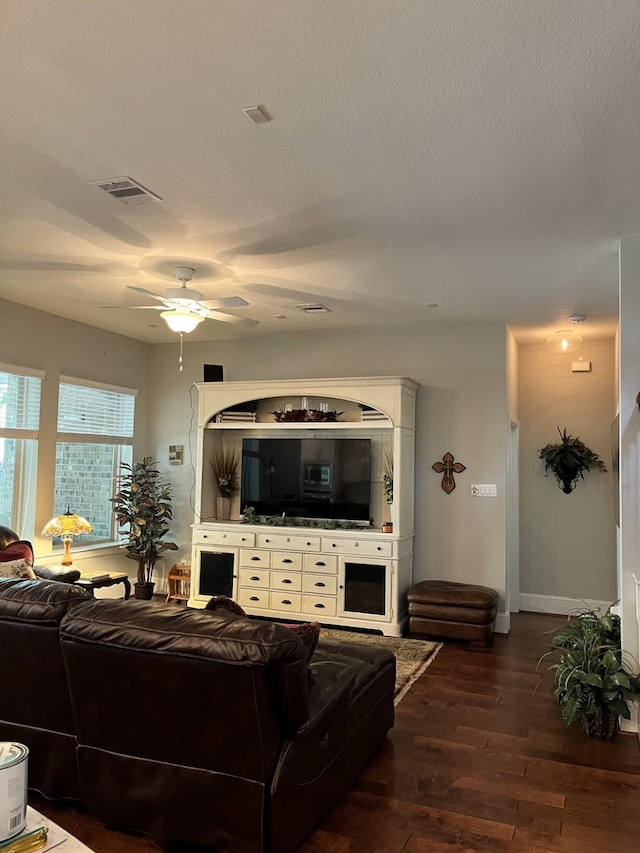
[28,613,640,851]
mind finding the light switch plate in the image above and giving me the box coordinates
[471,484,497,497]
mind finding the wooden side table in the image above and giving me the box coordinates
[166,563,191,603]
[75,571,131,599]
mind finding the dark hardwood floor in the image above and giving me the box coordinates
[30,612,640,851]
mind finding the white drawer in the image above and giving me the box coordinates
[238,588,270,609]
[322,538,393,558]
[257,533,321,551]
[239,568,270,589]
[302,573,337,595]
[239,549,270,567]
[270,591,302,612]
[302,595,337,617]
[302,554,338,574]
[270,571,302,592]
[270,551,303,571]
[197,528,255,547]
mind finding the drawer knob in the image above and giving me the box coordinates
[265,538,270,543]
[314,582,326,588]
[286,537,291,543]
[332,543,336,548]
[281,599,292,605]
[354,542,359,548]
[250,596,259,602]
[203,535,208,539]
[242,537,246,542]
[315,561,326,567]
[306,541,311,546]
[314,603,325,609]
[222,533,226,538]
[377,546,381,551]
[282,579,292,585]
[250,556,261,561]
[250,576,260,581]
[282,558,293,564]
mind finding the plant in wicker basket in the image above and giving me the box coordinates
[538,606,640,738]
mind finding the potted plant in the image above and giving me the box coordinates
[539,606,640,738]
[538,427,607,494]
[209,443,240,520]
[111,457,178,599]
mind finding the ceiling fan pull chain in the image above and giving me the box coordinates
[178,332,184,372]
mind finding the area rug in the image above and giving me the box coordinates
[319,629,442,706]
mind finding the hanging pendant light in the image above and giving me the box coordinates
[545,329,583,353]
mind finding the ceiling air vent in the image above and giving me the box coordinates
[90,176,163,205]
[296,303,331,314]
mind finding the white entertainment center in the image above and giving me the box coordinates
[189,376,417,636]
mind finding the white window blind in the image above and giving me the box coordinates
[0,371,41,433]
[0,368,42,536]
[57,382,134,437]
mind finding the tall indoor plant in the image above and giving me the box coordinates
[111,457,178,599]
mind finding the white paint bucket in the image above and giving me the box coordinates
[0,742,28,842]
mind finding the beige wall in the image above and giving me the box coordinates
[0,298,152,567]
[149,323,511,618]
[518,339,616,603]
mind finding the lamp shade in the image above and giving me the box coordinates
[160,309,205,334]
[42,509,93,538]
[42,508,93,566]
[545,329,583,353]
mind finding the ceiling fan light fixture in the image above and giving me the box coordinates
[161,309,205,334]
[545,329,583,353]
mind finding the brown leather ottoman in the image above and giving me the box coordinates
[407,580,499,647]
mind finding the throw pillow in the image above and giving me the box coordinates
[0,540,35,565]
[204,595,247,617]
[282,621,321,661]
[0,559,36,579]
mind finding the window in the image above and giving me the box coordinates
[0,365,42,538]
[55,378,136,544]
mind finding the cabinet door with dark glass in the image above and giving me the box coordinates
[197,549,237,599]
[339,560,390,620]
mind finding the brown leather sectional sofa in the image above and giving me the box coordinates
[0,577,395,852]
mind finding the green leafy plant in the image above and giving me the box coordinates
[538,427,607,494]
[538,607,640,737]
[382,448,394,504]
[111,457,178,585]
[210,443,240,497]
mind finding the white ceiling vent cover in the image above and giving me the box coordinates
[296,303,331,314]
[90,177,163,205]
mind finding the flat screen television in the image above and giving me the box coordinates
[241,437,371,524]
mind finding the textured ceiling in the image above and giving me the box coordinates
[1,0,637,344]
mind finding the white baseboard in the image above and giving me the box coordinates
[519,593,614,616]
[495,612,510,634]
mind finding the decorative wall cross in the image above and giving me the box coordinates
[432,452,466,494]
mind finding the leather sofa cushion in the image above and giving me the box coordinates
[408,601,497,624]
[407,580,498,609]
[0,576,90,624]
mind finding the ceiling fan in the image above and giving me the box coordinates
[115,266,259,332]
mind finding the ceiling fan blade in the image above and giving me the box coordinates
[205,310,260,327]
[199,296,249,309]
[100,304,165,311]
[126,285,170,304]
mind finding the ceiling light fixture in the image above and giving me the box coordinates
[160,306,205,372]
[160,308,205,334]
[545,329,583,353]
